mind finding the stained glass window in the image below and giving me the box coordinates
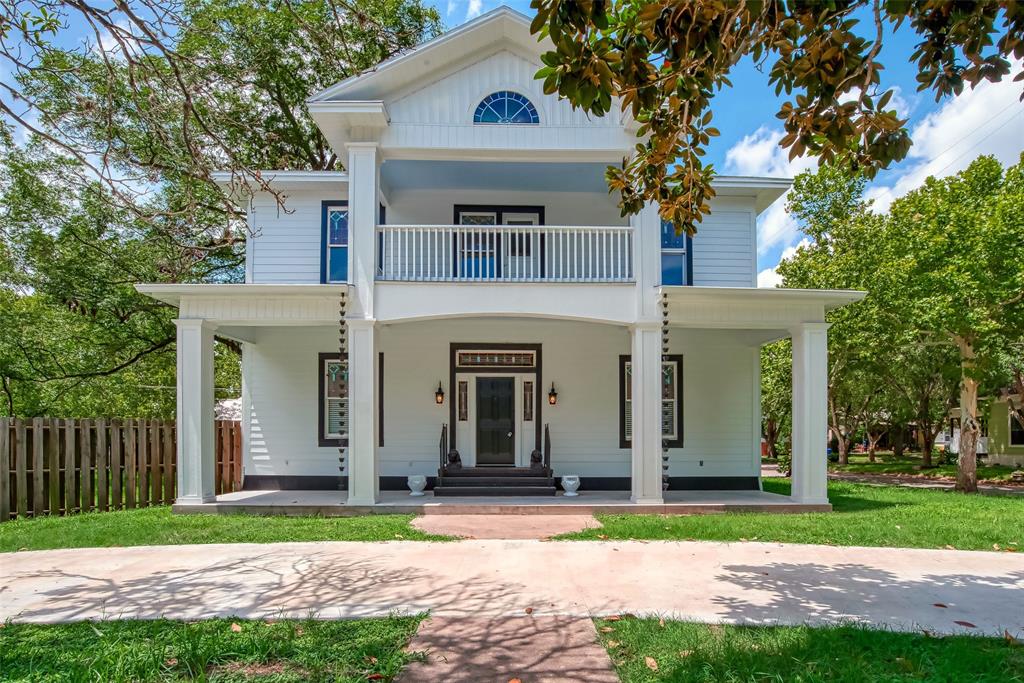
[324,359,348,439]
[473,91,539,125]
[622,358,681,443]
[326,206,348,282]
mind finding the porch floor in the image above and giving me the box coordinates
[173,489,830,515]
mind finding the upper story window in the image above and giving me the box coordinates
[322,202,348,283]
[474,91,539,125]
[660,219,691,286]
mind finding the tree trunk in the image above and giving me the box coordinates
[892,428,905,458]
[764,419,779,459]
[956,338,979,493]
[836,434,851,466]
[921,432,936,468]
[920,426,933,468]
[867,430,884,462]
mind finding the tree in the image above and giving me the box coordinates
[883,155,1024,492]
[528,0,1022,233]
[0,137,240,416]
[760,339,791,461]
[0,0,440,414]
[1,0,441,231]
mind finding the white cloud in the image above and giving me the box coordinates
[867,68,1024,212]
[446,0,457,17]
[724,126,818,255]
[757,267,783,288]
[757,238,811,288]
[466,0,483,20]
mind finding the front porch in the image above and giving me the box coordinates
[173,488,830,515]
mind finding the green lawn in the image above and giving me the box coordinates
[0,507,448,553]
[561,479,1024,551]
[596,617,1024,683]
[0,617,424,682]
[826,451,1018,482]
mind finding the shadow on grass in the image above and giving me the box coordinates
[762,478,902,514]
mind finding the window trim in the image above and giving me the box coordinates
[320,200,349,284]
[317,351,384,448]
[318,352,347,447]
[1010,411,1024,446]
[660,219,694,286]
[618,354,683,449]
[473,90,540,125]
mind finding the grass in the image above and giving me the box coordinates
[0,616,424,682]
[0,506,449,553]
[561,479,1024,551]
[596,616,1024,683]
[826,451,1018,482]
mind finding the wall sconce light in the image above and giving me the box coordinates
[435,382,445,405]
[548,382,558,405]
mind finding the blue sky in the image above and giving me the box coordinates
[443,0,1024,286]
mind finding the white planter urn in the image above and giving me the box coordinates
[407,475,427,496]
[561,475,581,497]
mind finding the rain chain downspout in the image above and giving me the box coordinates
[661,291,670,491]
[338,293,347,493]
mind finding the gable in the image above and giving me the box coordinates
[387,50,622,129]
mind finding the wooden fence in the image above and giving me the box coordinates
[0,418,242,522]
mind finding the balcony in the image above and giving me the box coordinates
[376,224,634,283]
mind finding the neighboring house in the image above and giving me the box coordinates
[138,7,863,507]
[943,397,1024,467]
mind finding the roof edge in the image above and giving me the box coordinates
[308,6,533,103]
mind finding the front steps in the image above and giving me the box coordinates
[433,466,557,497]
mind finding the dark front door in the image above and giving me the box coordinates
[476,377,515,466]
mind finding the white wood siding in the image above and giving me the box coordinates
[242,321,759,480]
[249,190,344,284]
[380,50,634,152]
[690,198,757,287]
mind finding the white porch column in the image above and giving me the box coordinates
[345,142,379,319]
[175,318,216,504]
[630,322,664,503]
[347,318,379,505]
[790,322,830,504]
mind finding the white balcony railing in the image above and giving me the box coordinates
[376,224,633,282]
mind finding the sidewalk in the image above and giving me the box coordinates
[3,540,1021,638]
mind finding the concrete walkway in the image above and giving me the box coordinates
[3,541,1022,637]
[398,616,619,682]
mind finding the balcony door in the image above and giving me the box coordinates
[454,205,543,279]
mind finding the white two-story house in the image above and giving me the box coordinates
[139,7,862,511]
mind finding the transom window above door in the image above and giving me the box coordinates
[474,91,539,125]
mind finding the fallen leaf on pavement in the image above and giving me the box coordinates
[509,679,522,683]
[645,656,658,672]
[933,603,947,609]
[954,621,976,628]
[524,607,534,615]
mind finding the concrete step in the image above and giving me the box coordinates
[437,476,555,487]
[433,485,557,497]
[440,467,550,478]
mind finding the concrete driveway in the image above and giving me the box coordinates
[1,540,1021,637]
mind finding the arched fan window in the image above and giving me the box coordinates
[474,91,540,124]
